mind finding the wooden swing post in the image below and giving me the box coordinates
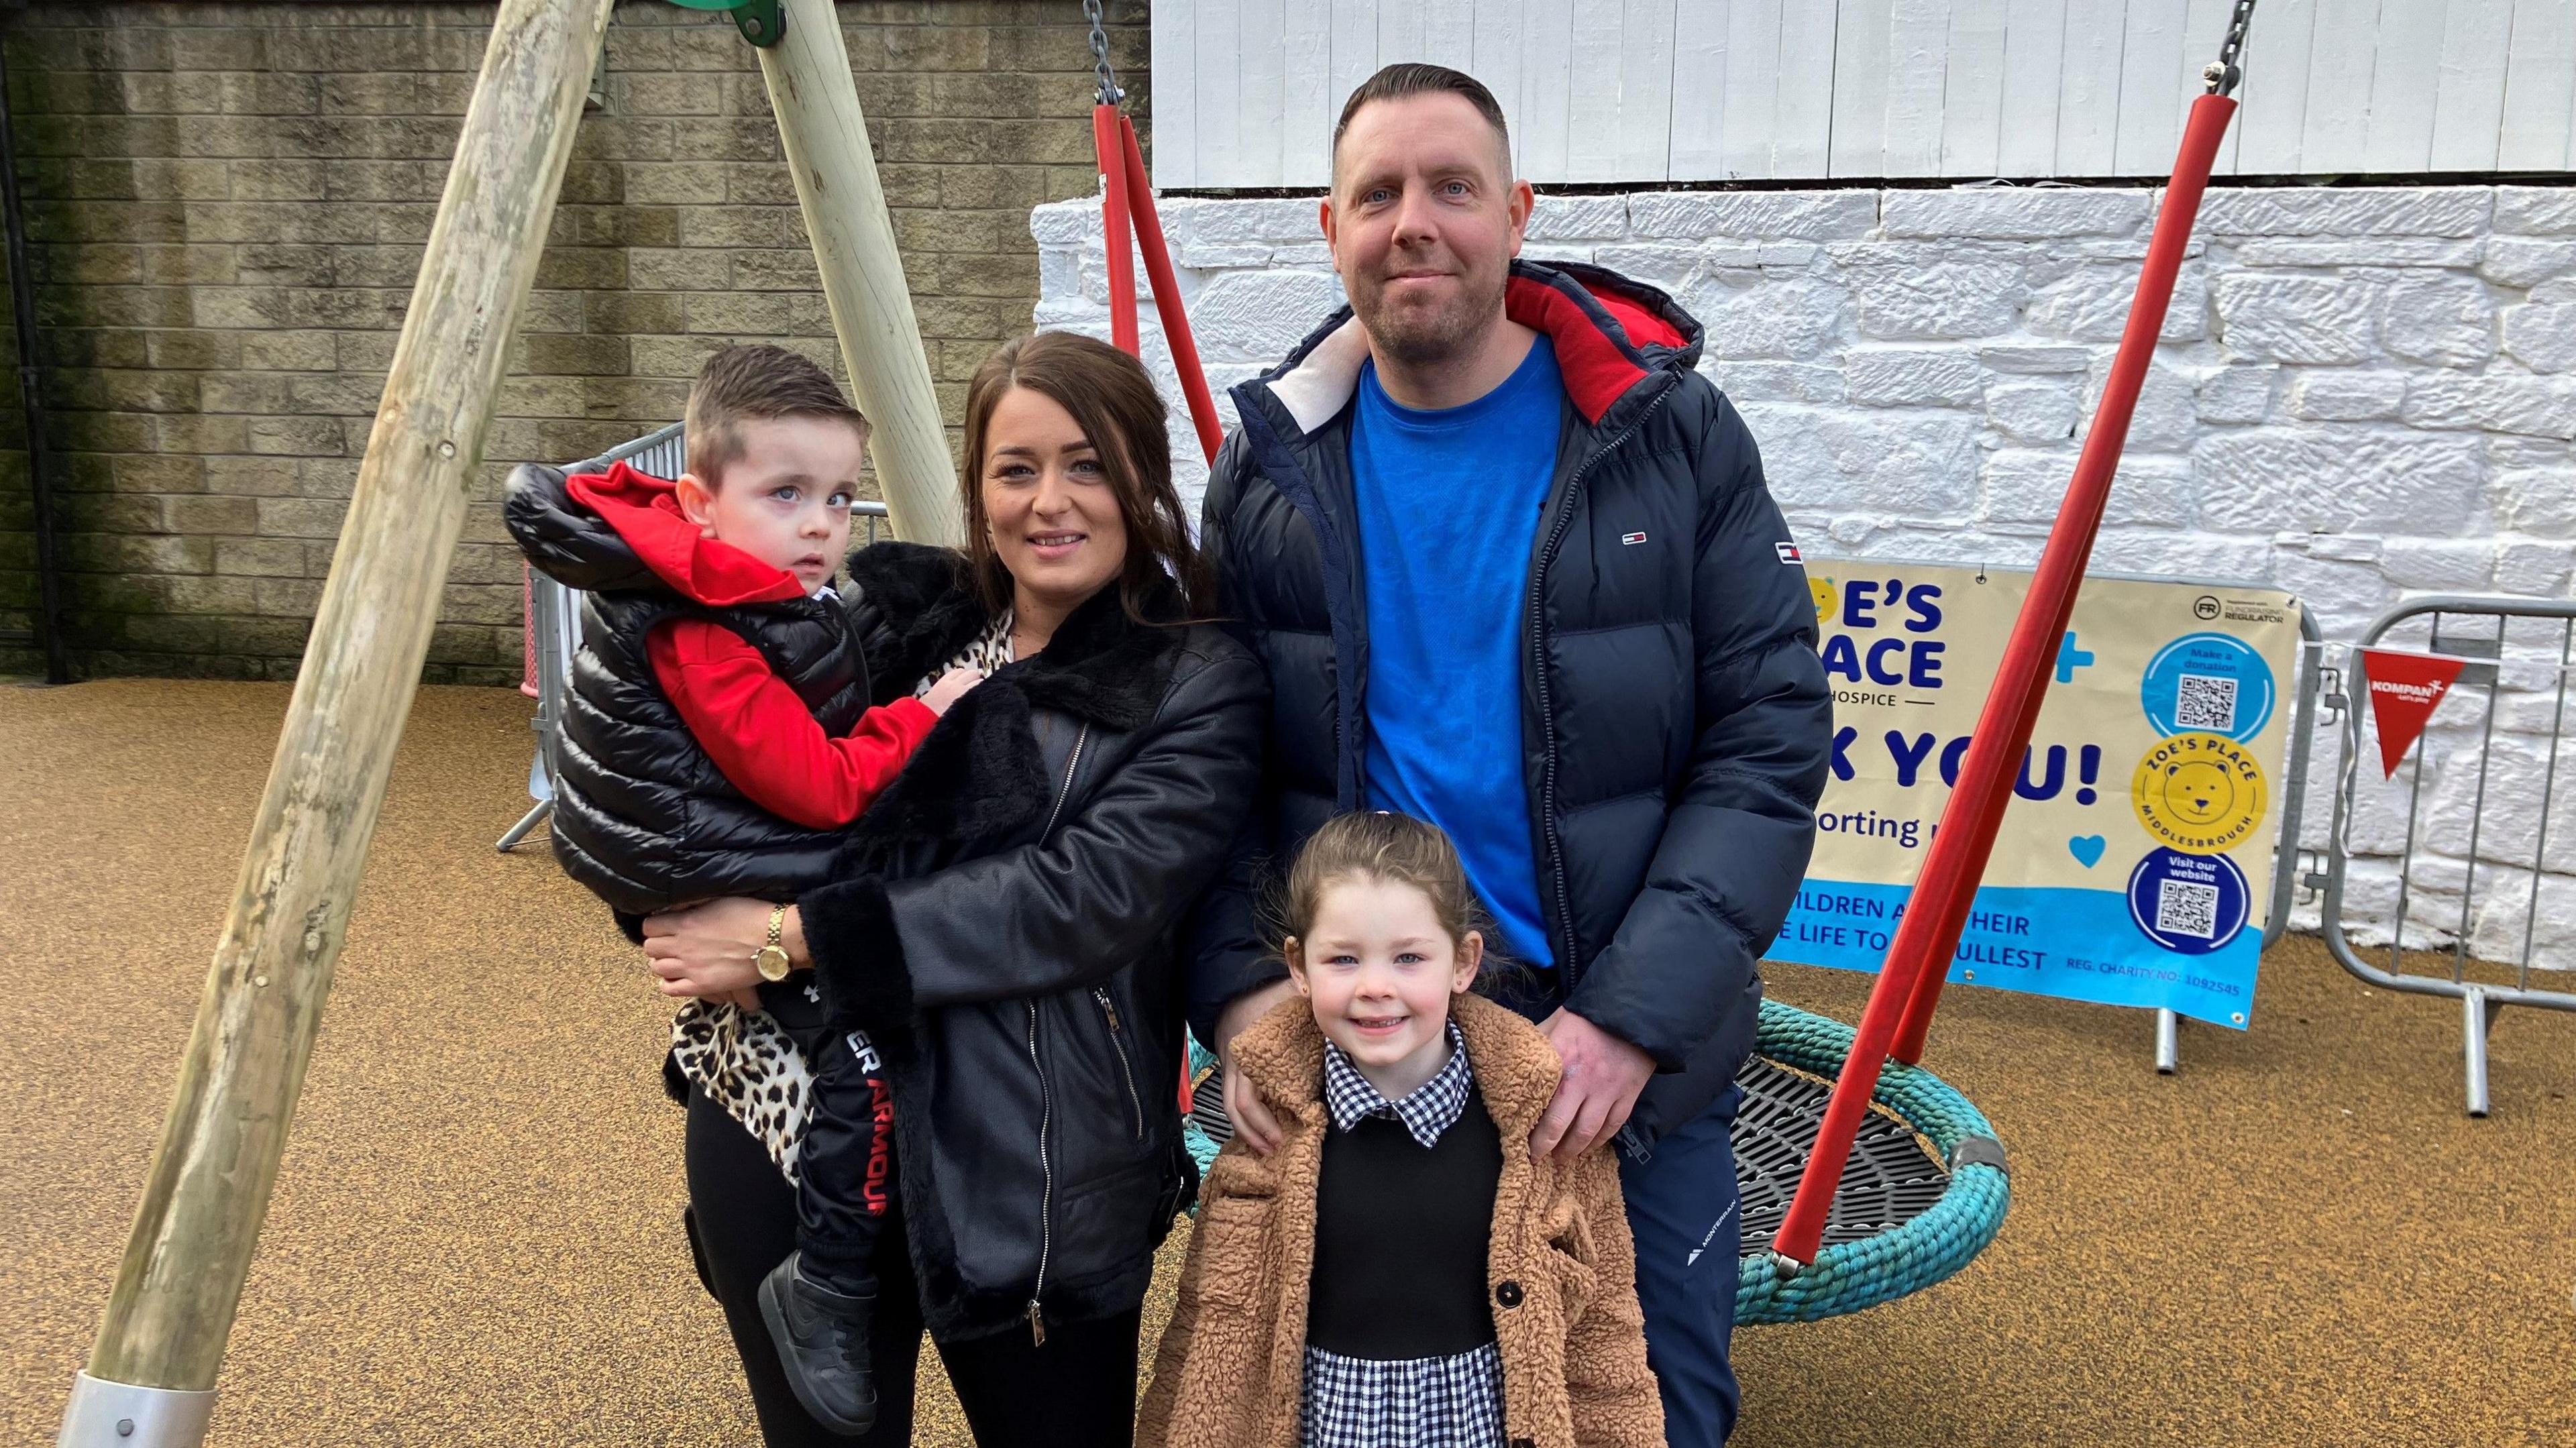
[752,0,963,547]
[56,0,614,1441]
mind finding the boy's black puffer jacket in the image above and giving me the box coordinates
[1185,260,1833,1148]
[503,460,871,916]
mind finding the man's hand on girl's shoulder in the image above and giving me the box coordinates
[1215,978,1299,1156]
[1531,1008,1655,1162]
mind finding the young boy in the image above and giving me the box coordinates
[506,344,967,1435]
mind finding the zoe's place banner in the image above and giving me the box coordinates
[1771,563,2302,1029]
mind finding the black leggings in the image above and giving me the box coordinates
[683,1087,1143,1447]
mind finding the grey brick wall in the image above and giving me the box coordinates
[0,0,1148,683]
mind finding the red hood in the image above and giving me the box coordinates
[1505,272,1689,423]
[564,460,809,608]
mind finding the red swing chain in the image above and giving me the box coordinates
[1085,1,1222,464]
[1770,4,2258,1268]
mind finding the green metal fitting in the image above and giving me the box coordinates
[659,0,784,49]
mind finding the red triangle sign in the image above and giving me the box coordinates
[2361,649,2467,778]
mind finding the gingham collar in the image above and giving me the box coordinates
[1321,1020,1474,1148]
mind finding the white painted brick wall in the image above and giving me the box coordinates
[1030,184,2576,972]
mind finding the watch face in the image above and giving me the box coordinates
[755,945,790,982]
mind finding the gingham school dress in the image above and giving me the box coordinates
[1298,1023,1509,1448]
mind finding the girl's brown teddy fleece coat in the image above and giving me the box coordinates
[1137,991,1664,1448]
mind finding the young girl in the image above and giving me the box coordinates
[1139,812,1664,1448]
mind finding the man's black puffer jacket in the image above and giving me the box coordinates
[504,461,873,917]
[1187,260,1833,1147]
[800,542,1268,1344]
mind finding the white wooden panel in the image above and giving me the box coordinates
[1519,0,1578,180]
[1281,0,1335,187]
[2055,0,2129,175]
[1881,0,1951,177]
[1420,0,1481,67]
[1719,0,1786,178]
[1619,0,1682,178]
[1237,0,1289,186]
[1192,0,1244,185]
[2301,0,2386,174]
[1668,0,1732,178]
[2364,0,2447,170]
[2427,0,2515,171]
[1159,1,2571,187]
[1377,3,1425,59]
[1152,0,1197,186]
[1829,0,1895,176]
[1938,0,2010,176]
[2500,0,2576,171]
[2233,0,2317,172]
[2112,0,2188,175]
[1993,0,2068,175]
[1772,1,1837,175]
[1565,0,1629,180]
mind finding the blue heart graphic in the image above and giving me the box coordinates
[2068,835,2106,868]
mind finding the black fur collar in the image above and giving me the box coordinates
[838,541,1186,852]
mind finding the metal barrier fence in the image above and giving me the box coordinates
[495,422,891,852]
[2320,594,2576,1116]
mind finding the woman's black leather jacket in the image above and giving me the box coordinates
[796,542,1268,1345]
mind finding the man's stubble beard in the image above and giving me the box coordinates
[1357,269,1509,371]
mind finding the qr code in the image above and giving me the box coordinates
[2176,673,2238,731]
[2156,880,2220,938]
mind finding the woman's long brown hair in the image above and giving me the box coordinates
[959,331,1212,624]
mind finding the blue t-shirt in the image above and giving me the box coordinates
[1353,336,1564,969]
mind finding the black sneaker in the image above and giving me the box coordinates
[758,1253,879,1437]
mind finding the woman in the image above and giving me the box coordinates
[641,331,1267,1446]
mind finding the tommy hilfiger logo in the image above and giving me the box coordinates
[1621,531,1648,545]
[1775,542,1803,564]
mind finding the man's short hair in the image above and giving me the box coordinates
[1331,63,1513,184]
[683,343,866,486]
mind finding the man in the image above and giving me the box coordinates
[1186,63,1833,1444]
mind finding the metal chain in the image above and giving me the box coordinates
[2202,0,2258,96]
[1083,0,1123,107]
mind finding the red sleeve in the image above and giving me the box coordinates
[648,618,938,830]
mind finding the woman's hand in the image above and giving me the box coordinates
[641,897,799,1001]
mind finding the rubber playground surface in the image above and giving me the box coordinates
[5,679,2572,1447]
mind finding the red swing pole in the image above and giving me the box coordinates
[1093,101,1139,356]
[1122,114,1225,465]
[1770,36,2252,1266]
[1084,5,1220,463]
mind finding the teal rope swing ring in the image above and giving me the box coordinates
[1731,1000,2008,1325]
[1183,1001,2005,1325]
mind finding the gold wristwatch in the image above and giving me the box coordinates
[753,905,792,983]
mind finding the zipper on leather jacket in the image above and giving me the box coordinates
[1023,998,1053,1347]
[1530,383,1676,990]
[1042,723,1089,836]
[1025,722,1089,1347]
[1094,987,1145,1141]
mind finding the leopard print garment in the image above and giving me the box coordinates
[667,611,1014,1181]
